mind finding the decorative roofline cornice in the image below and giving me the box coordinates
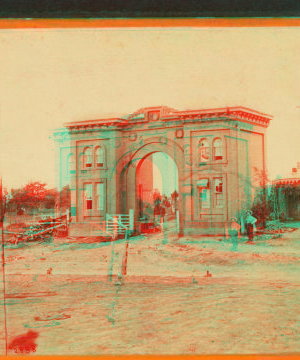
[273,178,300,186]
[63,106,272,131]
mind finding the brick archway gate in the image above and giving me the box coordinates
[115,137,185,236]
[54,105,271,236]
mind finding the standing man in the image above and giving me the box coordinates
[245,210,257,242]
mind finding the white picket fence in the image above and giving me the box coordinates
[106,210,134,237]
[89,210,134,239]
[106,212,133,233]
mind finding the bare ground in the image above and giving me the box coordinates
[1,222,300,354]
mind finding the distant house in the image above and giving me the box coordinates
[273,163,300,220]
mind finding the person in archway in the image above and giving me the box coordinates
[160,205,166,222]
[245,210,257,242]
[159,205,166,232]
[143,203,150,221]
[160,205,169,244]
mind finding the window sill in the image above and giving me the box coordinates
[197,160,228,167]
[84,210,105,216]
[213,160,228,165]
[81,166,108,172]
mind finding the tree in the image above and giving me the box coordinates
[253,167,269,187]
[43,188,58,209]
[152,189,162,215]
[281,183,300,219]
[250,190,272,227]
[0,182,8,222]
[7,188,24,212]
[8,181,48,213]
[268,185,281,220]
[252,167,269,228]
[59,185,70,211]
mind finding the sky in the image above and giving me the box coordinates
[1,27,300,190]
[152,153,178,197]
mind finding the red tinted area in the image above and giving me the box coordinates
[8,330,38,353]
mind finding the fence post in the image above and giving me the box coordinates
[107,216,118,282]
[107,238,115,282]
[65,217,69,237]
[129,209,134,233]
[176,210,180,235]
[121,212,132,278]
[113,216,118,239]
[122,236,129,277]
[118,215,121,236]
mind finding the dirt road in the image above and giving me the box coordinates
[1,224,300,354]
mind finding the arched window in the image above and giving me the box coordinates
[95,146,105,167]
[198,139,210,163]
[213,138,223,161]
[84,147,92,168]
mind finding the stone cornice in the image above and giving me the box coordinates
[51,129,70,142]
[62,106,272,132]
[273,178,300,186]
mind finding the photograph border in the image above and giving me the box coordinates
[1,17,300,360]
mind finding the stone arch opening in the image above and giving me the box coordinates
[116,139,184,235]
[136,152,179,226]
